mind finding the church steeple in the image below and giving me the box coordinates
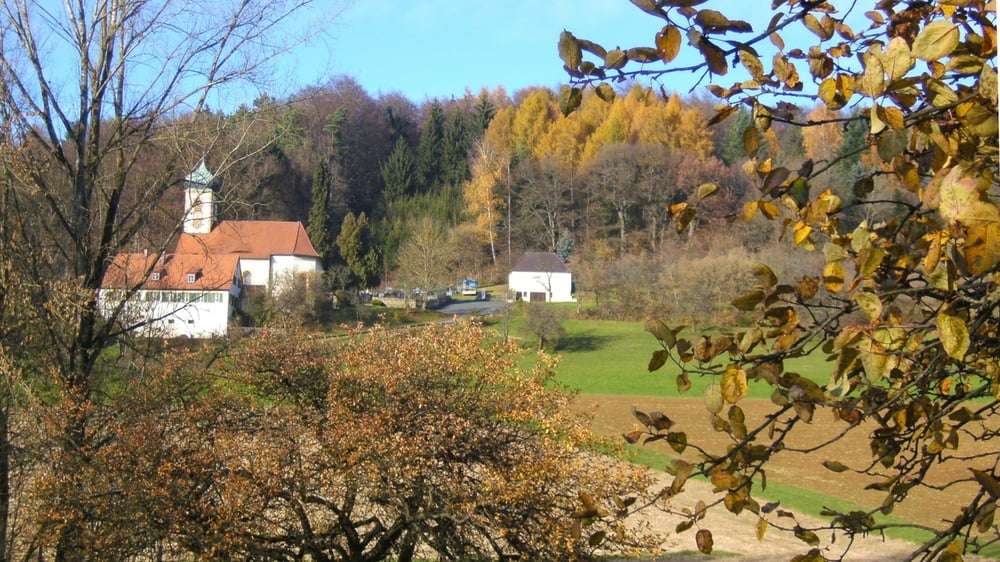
[183,160,218,235]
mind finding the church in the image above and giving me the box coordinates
[99,162,323,338]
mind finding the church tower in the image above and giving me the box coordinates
[183,160,218,235]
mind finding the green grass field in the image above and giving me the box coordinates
[532,318,831,399]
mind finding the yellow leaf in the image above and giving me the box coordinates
[971,468,1000,499]
[824,261,844,292]
[854,292,883,321]
[656,25,682,63]
[707,104,738,125]
[739,49,765,80]
[937,312,970,360]
[912,21,961,61]
[761,201,781,219]
[605,48,628,69]
[756,517,768,541]
[925,232,943,272]
[741,201,759,222]
[883,37,914,80]
[721,367,749,404]
[878,105,906,129]
[793,221,813,246]
[711,470,740,491]
[860,45,886,98]
[939,165,989,224]
[696,182,719,200]
[803,13,832,40]
[732,289,764,311]
[857,245,886,276]
[704,383,724,414]
[965,221,1000,275]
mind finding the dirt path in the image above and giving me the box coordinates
[573,395,995,561]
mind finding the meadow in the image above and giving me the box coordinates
[508,315,987,553]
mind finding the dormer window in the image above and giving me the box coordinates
[186,273,196,283]
[151,272,161,281]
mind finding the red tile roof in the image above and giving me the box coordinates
[174,221,319,259]
[102,252,240,291]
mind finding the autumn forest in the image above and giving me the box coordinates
[153,78,877,325]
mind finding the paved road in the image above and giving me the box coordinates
[435,299,507,317]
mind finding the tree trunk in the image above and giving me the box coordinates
[0,404,9,562]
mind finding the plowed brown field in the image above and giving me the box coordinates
[573,395,995,561]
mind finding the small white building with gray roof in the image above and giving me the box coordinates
[508,252,574,303]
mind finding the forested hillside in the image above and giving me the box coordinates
[164,77,874,324]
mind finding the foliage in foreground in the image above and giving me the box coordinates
[33,323,658,560]
[561,1,998,560]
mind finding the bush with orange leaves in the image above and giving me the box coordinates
[32,323,658,561]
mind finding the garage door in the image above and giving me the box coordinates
[529,292,546,302]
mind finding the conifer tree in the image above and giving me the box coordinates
[381,136,418,201]
[307,159,335,268]
[441,111,470,186]
[337,212,380,288]
[416,102,446,192]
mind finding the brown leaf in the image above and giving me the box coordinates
[676,372,691,393]
[631,406,653,427]
[696,528,714,554]
[761,166,791,195]
[794,526,821,546]
[558,85,582,116]
[668,431,687,453]
[707,104,738,126]
[605,48,628,69]
[558,31,582,71]
[647,410,674,431]
[622,430,643,444]
[742,126,760,157]
[648,349,669,372]
[626,47,660,63]
[595,82,616,102]
[699,38,728,75]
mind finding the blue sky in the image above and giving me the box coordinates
[311,0,691,102]
[296,1,866,104]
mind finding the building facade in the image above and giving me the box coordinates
[99,162,322,337]
[508,252,574,303]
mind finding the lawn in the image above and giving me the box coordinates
[536,318,832,399]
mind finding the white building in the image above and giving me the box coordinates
[101,252,243,338]
[99,162,322,337]
[508,252,574,303]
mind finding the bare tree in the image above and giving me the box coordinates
[0,1,342,558]
[585,144,641,254]
[395,218,455,307]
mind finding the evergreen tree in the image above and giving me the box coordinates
[555,229,574,263]
[716,107,754,165]
[324,106,349,151]
[415,102,446,192]
[471,92,496,135]
[441,111,470,186]
[337,212,380,288]
[382,137,418,201]
[307,159,335,267]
